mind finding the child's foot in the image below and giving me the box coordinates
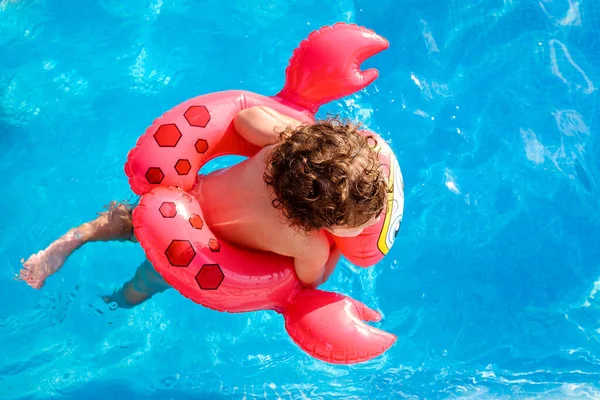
[19,233,81,289]
[101,283,151,309]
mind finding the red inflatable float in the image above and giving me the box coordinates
[125,23,404,364]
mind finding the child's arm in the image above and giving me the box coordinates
[234,106,301,147]
[293,235,338,288]
[322,246,342,284]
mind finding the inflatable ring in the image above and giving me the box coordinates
[125,23,404,364]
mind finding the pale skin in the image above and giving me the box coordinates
[19,106,378,306]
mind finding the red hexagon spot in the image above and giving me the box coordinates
[195,139,208,154]
[154,124,182,147]
[195,264,224,290]
[208,238,220,252]
[165,240,195,267]
[146,167,164,184]
[182,193,193,203]
[159,202,177,218]
[175,159,191,175]
[184,106,211,128]
[189,214,203,230]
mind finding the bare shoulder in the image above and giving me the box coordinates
[261,212,331,263]
[288,229,331,262]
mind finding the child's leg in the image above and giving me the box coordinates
[20,201,172,307]
[20,201,135,289]
[104,259,171,308]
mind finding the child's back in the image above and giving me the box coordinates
[195,145,332,286]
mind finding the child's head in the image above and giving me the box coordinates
[264,117,389,237]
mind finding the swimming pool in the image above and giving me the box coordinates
[1,0,599,398]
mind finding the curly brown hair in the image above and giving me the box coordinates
[263,117,389,232]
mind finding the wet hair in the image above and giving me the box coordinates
[263,117,389,232]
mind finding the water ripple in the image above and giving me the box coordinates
[549,39,595,94]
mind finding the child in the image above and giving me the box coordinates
[20,106,389,307]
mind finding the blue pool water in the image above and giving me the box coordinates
[1,0,599,398]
